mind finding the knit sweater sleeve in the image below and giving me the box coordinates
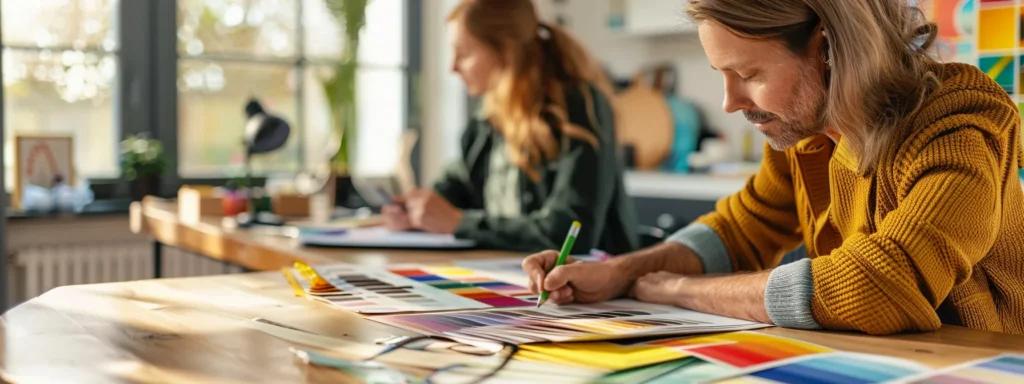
[694,144,804,272]
[810,128,1001,335]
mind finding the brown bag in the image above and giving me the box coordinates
[614,70,674,170]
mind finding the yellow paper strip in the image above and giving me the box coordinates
[280,268,306,297]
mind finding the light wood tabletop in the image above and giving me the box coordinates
[4,271,1024,384]
[129,197,520,271]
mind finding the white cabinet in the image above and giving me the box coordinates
[625,0,697,36]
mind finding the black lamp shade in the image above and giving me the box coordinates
[243,99,291,155]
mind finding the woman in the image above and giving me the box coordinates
[383,0,638,254]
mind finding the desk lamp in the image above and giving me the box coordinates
[236,98,291,227]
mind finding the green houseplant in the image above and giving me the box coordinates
[322,0,369,174]
[120,134,169,201]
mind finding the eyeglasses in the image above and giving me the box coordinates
[365,336,520,384]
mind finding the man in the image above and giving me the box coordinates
[524,0,1024,335]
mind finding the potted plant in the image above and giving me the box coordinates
[120,134,169,201]
[322,0,368,207]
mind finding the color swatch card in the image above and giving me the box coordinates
[718,352,929,384]
[517,340,693,371]
[516,331,832,373]
[596,358,740,384]
[644,331,834,370]
[899,354,1024,384]
[373,300,770,346]
[293,263,538,314]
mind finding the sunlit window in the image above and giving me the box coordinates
[1,0,119,189]
[177,0,407,178]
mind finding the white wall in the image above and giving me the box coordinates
[543,0,654,78]
[419,0,467,184]
[551,0,760,159]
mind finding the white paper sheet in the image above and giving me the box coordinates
[300,226,476,249]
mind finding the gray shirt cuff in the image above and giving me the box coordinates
[764,258,822,329]
[666,223,732,274]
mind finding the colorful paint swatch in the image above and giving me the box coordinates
[715,353,929,384]
[290,262,539,314]
[517,331,831,373]
[517,341,691,371]
[979,7,1016,51]
[979,55,1015,93]
[373,300,769,347]
[903,354,1024,383]
[645,331,834,370]
[595,358,740,384]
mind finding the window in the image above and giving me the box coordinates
[1,0,120,189]
[176,0,408,178]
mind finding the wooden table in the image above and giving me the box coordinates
[4,272,1024,383]
[130,198,519,274]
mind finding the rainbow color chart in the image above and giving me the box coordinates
[293,263,538,314]
[645,331,834,369]
[903,354,1024,383]
[374,300,769,346]
[517,331,833,372]
[716,352,929,384]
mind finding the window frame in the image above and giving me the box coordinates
[0,0,421,200]
[154,0,423,196]
[0,0,127,195]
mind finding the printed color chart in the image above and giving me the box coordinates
[903,354,1024,383]
[719,353,929,384]
[645,331,833,370]
[294,263,537,314]
[517,331,830,372]
[374,300,768,346]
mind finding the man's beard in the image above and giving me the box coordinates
[745,75,827,151]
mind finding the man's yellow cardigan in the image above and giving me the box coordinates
[689,63,1024,335]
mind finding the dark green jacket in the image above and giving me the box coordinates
[434,83,639,254]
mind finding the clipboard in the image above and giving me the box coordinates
[300,226,477,249]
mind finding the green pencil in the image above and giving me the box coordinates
[536,221,582,308]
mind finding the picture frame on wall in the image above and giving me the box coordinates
[12,135,75,211]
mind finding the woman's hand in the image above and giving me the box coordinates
[403,189,464,234]
[381,199,412,231]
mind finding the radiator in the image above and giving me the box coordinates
[10,240,235,305]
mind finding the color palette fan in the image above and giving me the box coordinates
[289,263,538,314]
[517,340,692,371]
[373,300,770,346]
[516,331,833,373]
[596,358,739,384]
[645,331,833,370]
[902,354,1024,384]
[718,352,929,384]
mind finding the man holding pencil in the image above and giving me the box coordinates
[524,0,1024,336]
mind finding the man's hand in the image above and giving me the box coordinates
[403,189,464,234]
[381,201,411,231]
[630,271,686,307]
[522,250,631,305]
